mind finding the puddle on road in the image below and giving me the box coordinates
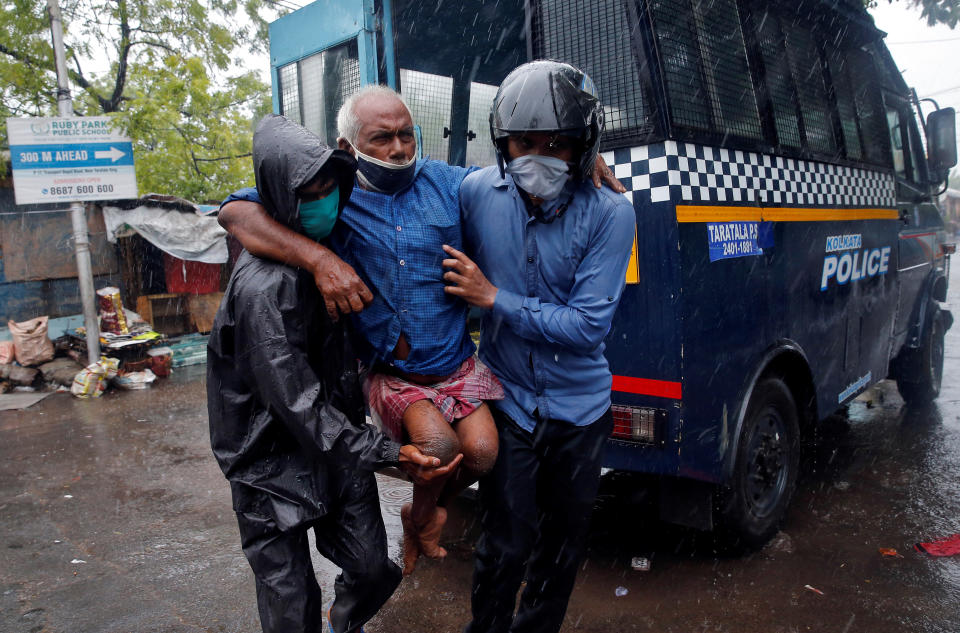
[307,473,412,598]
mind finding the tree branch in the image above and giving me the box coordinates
[105,0,131,112]
[194,153,252,162]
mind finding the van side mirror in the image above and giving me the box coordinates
[927,107,957,182]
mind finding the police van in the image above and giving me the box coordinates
[267,0,957,545]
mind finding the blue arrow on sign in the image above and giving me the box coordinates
[11,142,135,169]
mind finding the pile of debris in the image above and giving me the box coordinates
[0,318,85,394]
[2,289,175,401]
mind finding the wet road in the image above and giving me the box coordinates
[2,284,959,632]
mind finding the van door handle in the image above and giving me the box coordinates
[899,208,910,224]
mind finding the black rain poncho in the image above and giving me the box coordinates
[207,114,402,531]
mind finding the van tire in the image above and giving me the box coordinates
[717,377,800,550]
[897,309,945,406]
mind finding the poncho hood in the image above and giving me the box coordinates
[253,114,357,231]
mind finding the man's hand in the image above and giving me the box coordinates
[398,445,463,486]
[442,245,498,309]
[592,154,626,193]
[310,249,374,321]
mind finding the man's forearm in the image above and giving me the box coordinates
[219,200,328,270]
[219,199,374,318]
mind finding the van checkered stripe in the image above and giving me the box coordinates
[601,140,896,208]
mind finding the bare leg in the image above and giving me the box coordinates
[412,403,499,566]
[400,399,460,574]
[438,403,499,507]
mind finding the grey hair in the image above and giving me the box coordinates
[336,85,413,144]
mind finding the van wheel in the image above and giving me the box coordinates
[897,310,945,406]
[717,377,800,550]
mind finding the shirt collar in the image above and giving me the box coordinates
[493,173,512,190]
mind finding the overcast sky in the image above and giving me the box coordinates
[871,2,960,125]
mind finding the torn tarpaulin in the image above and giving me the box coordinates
[102,195,227,264]
[915,534,960,557]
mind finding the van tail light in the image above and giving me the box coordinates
[611,405,667,445]
[943,243,956,255]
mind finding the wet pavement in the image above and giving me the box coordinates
[2,289,959,632]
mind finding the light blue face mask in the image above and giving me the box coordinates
[505,154,571,200]
[298,187,339,241]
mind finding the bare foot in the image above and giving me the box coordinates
[400,503,421,576]
[417,506,448,559]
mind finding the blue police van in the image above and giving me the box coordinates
[267,0,957,546]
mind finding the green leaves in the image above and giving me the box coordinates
[871,1,960,29]
[1,0,275,199]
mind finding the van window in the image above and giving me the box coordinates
[847,48,890,167]
[781,22,836,155]
[826,47,863,160]
[753,10,802,149]
[465,81,500,167]
[400,69,453,163]
[278,63,301,126]
[534,0,655,147]
[277,39,361,142]
[906,108,929,185]
[886,101,931,189]
[887,106,907,179]
[649,0,763,141]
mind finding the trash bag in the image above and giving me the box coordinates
[113,368,157,390]
[71,357,120,399]
[7,317,55,366]
[0,341,14,365]
[97,286,129,334]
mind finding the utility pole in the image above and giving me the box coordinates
[47,0,101,364]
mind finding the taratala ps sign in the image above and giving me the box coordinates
[6,116,138,205]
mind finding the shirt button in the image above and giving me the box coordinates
[399,259,405,266]
[396,226,402,232]
[527,256,534,263]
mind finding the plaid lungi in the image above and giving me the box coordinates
[365,356,504,441]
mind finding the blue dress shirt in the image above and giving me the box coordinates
[223,159,476,376]
[460,166,636,431]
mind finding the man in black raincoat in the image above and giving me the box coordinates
[207,114,457,633]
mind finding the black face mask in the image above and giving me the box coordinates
[348,141,417,193]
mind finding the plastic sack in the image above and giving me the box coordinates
[70,357,120,399]
[114,368,157,390]
[0,340,14,365]
[147,346,173,377]
[7,317,55,366]
[97,286,129,334]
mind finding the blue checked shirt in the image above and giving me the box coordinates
[460,166,636,431]
[223,159,476,376]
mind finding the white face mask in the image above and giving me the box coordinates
[505,154,571,200]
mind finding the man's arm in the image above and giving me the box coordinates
[443,199,636,354]
[219,199,373,320]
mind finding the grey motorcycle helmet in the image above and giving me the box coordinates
[490,60,604,180]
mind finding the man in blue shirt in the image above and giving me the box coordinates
[442,61,636,633]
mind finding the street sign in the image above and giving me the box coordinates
[6,116,138,205]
